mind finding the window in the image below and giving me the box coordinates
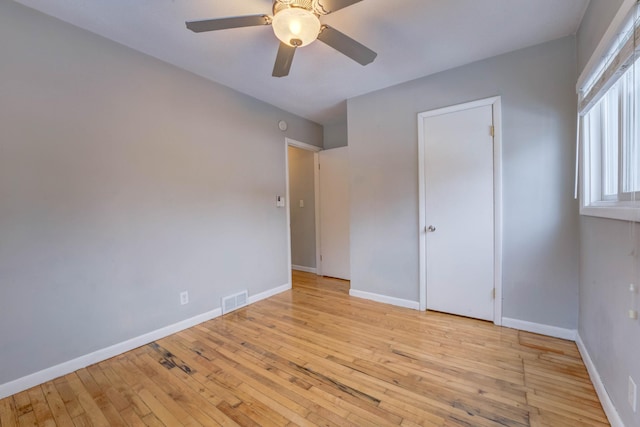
[579,6,640,222]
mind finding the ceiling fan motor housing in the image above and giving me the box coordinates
[273,0,330,16]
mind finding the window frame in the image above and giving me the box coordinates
[579,7,640,223]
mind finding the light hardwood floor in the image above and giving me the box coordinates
[0,271,608,426]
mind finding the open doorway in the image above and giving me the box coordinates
[285,138,321,279]
[285,138,351,287]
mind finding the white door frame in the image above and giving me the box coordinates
[284,138,322,278]
[417,97,503,325]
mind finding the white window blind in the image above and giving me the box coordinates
[579,2,640,222]
[579,3,640,114]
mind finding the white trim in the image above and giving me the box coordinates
[418,112,427,311]
[501,318,576,341]
[575,114,581,200]
[576,334,625,427]
[418,98,501,118]
[349,289,420,310]
[417,96,503,326]
[285,141,293,282]
[492,99,503,326]
[577,0,637,92]
[248,283,291,305]
[0,307,222,400]
[581,205,640,222]
[292,265,317,274]
[286,137,322,152]
[314,153,322,276]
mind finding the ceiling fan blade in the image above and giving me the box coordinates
[273,42,297,77]
[314,0,363,14]
[317,25,377,66]
[186,15,270,33]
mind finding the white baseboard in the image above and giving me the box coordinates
[0,307,222,400]
[0,283,291,400]
[576,334,625,427]
[501,317,577,341]
[248,283,290,305]
[349,289,420,310]
[291,265,317,274]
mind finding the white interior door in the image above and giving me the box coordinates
[319,147,350,280]
[423,104,494,321]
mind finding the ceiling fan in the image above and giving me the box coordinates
[186,0,377,77]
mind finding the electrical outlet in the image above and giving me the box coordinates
[630,376,637,413]
[180,291,189,305]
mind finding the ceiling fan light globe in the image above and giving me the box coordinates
[272,8,320,47]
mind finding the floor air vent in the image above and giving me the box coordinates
[222,290,249,315]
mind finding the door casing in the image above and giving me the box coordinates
[417,97,503,325]
[285,138,321,279]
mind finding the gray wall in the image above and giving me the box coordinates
[579,217,640,425]
[576,0,625,74]
[577,1,640,425]
[288,146,317,269]
[323,121,348,149]
[0,1,322,385]
[348,36,579,328]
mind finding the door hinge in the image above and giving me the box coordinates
[492,288,496,299]
[489,125,495,137]
[320,255,323,261]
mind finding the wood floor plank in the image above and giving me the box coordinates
[132,352,226,427]
[532,408,610,427]
[64,373,111,427]
[52,376,85,420]
[12,392,32,421]
[526,391,609,425]
[26,386,56,427]
[41,382,74,427]
[0,271,609,426]
[14,398,36,427]
[86,365,130,413]
[75,368,126,427]
[166,334,337,426]
[118,407,147,427]
[0,395,18,427]
[98,364,152,419]
[140,412,166,427]
[188,326,402,426]
[172,331,387,427]
[111,356,198,427]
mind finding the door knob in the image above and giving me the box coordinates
[427,225,436,232]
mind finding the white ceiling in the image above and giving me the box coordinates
[13,0,589,125]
